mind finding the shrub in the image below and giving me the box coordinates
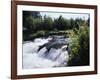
[78,26,89,65]
[68,25,89,66]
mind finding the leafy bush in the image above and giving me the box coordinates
[70,36,80,56]
[68,25,89,66]
[78,25,89,65]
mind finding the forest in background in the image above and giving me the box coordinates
[23,11,90,66]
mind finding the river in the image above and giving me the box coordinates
[23,35,70,69]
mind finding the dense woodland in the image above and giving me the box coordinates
[23,11,90,66]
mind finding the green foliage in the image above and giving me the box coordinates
[43,15,53,30]
[68,25,89,66]
[32,31,46,37]
[23,11,41,29]
[32,18,42,31]
[25,16,34,29]
[70,36,80,56]
[53,15,72,30]
[68,29,80,62]
[78,25,89,65]
[31,30,69,39]
[23,11,87,32]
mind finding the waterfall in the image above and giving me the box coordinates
[23,36,69,69]
[23,42,39,53]
[38,47,47,57]
[46,48,62,61]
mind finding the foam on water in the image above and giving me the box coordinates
[23,37,69,69]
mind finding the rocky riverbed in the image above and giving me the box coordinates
[23,35,70,69]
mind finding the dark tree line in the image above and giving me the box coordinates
[23,11,89,32]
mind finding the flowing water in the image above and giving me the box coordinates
[23,35,69,69]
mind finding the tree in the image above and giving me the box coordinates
[53,15,70,30]
[23,11,41,30]
[87,18,90,27]
[32,11,41,19]
[42,15,53,30]
[70,18,75,29]
[74,18,80,29]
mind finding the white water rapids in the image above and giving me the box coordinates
[23,36,69,69]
